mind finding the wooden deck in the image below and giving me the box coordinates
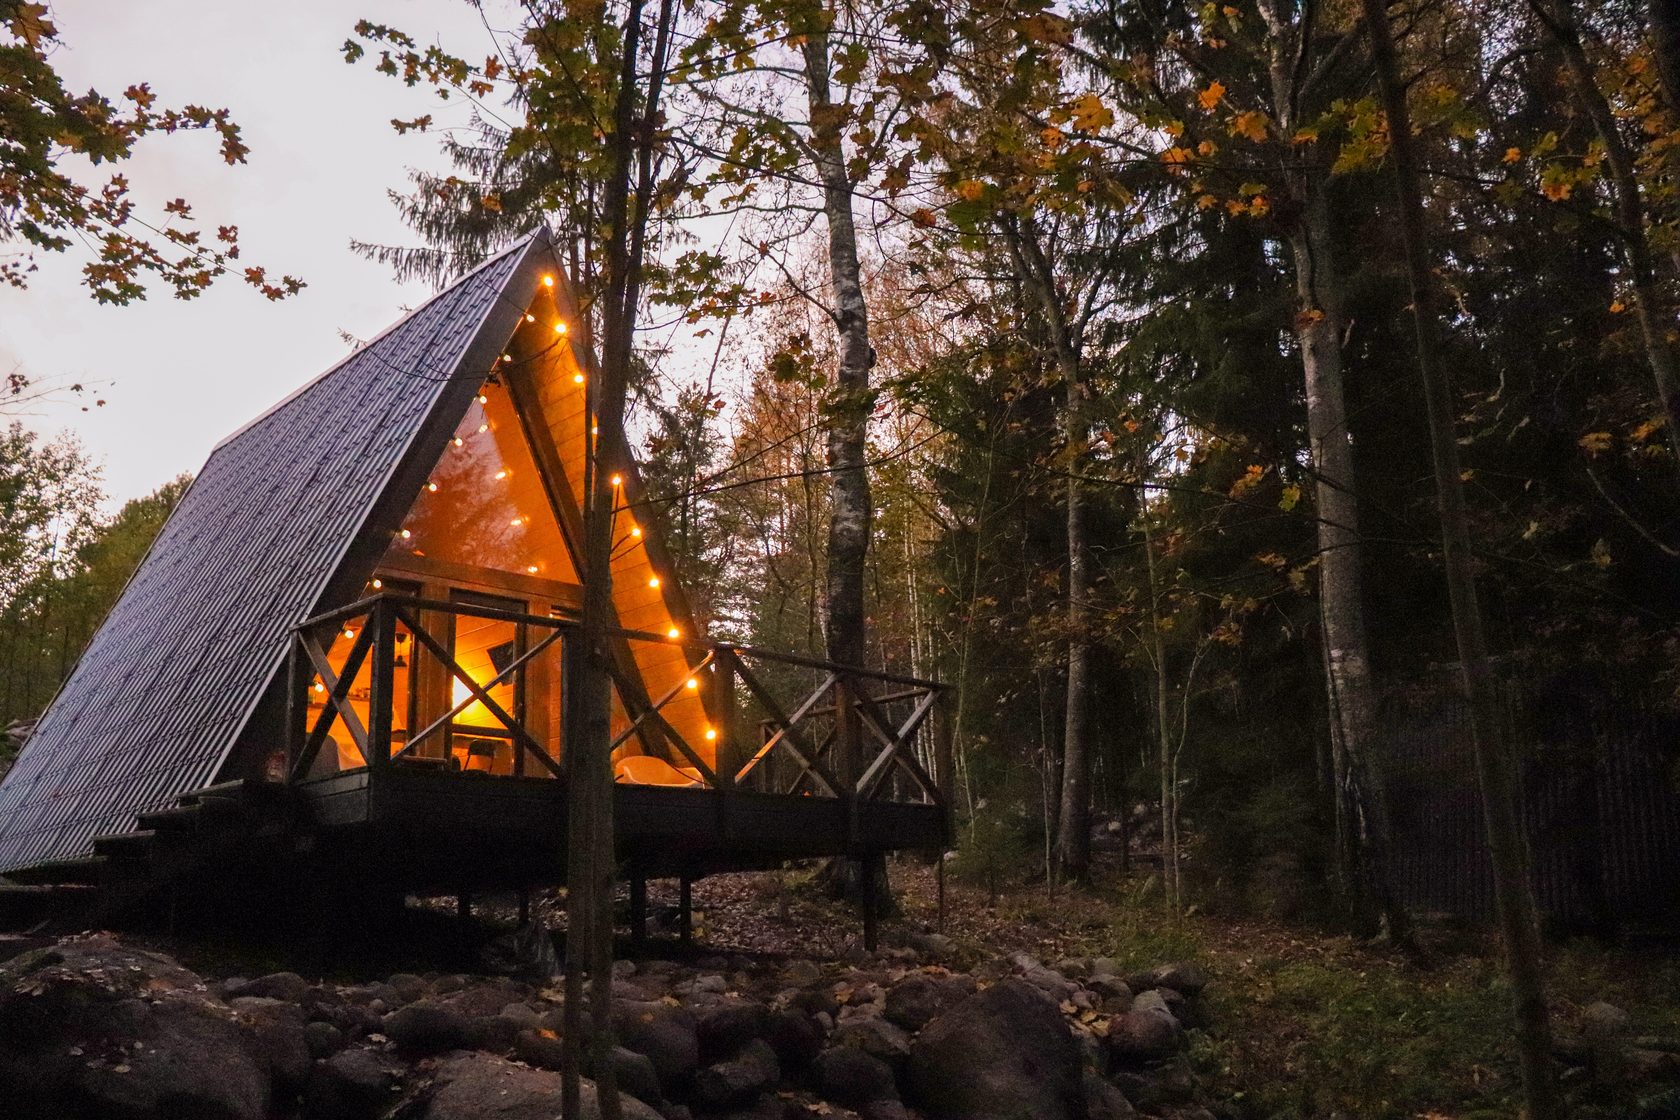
[295,766,946,897]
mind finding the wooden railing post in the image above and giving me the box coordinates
[560,627,584,778]
[715,649,739,791]
[835,673,859,847]
[368,598,395,769]
[285,632,306,780]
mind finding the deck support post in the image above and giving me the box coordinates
[678,876,693,945]
[936,854,946,933]
[629,871,647,950]
[861,856,879,952]
[368,598,395,769]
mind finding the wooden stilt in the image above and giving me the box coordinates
[862,856,879,952]
[936,851,947,933]
[678,876,693,945]
[629,871,648,950]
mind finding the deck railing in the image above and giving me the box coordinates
[283,592,948,811]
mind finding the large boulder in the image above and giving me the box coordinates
[883,973,976,1032]
[908,979,1085,1120]
[693,1038,780,1106]
[413,1052,664,1120]
[231,995,312,1096]
[302,1048,405,1120]
[614,999,700,1094]
[696,998,770,1063]
[0,936,272,1120]
[831,1011,913,1067]
[382,1001,471,1055]
[814,1045,899,1106]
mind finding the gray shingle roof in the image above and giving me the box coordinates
[0,235,544,871]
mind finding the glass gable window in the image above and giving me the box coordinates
[388,379,579,583]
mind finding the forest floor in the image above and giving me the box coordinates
[685,858,1680,1119]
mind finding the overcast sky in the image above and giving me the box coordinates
[1,0,513,506]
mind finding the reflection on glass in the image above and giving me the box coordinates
[391,381,578,582]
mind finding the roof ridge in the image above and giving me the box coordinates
[211,231,549,454]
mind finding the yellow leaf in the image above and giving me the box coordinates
[1278,483,1300,511]
[1040,127,1064,149]
[1578,431,1614,455]
[1630,414,1667,442]
[1503,146,1522,164]
[1198,81,1226,111]
[8,2,54,49]
[1231,110,1269,142]
[1610,300,1626,314]
[1541,178,1573,202]
[1197,139,1218,157]
[954,180,986,201]
[1196,193,1217,210]
[1161,146,1194,167]
[1591,538,1612,568]
[1070,93,1113,133]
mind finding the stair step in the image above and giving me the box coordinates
[5,857,108,886]
[135,805,204,833]
[93,831,157,859]
[179,779,287,806]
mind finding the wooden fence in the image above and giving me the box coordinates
[1381,669,1680,934]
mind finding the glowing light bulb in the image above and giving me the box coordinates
[704,727,717,741]
[630,526,642,538]
[343,627,356,640]
[667,627,680,639]
[542,275,554,287]
[477,423,489,434]
[554,321,568,335]
[572,372,584,385]
[313,681,326,694]
[527,564,539,574]
[371,579,383,590]
[510,516,524,526]
[427,482,438,492]
[610,474,623,487]
[685,678,698,690]
[649,576,661,589]
[495,469,509,480]
[480,391,491,402]
[591,424,599,435]
[400,529,412,540]
[453,437,464,447]
[525,313,536,323]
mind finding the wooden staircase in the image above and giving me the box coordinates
[0,779,297,931]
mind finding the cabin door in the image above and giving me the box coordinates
[444,589,531,776]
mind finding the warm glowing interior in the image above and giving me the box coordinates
[302,278,715,782]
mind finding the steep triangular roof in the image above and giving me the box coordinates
[0,230,703,871]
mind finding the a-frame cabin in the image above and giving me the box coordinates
[0,230,946,932]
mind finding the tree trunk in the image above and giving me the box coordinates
[802,29,872,675]
[1056,369,1094,884]
[1359,3,1560,1117]
[802,24,885,923]
[996,215,1093,886]
[1142,514,1178,914]
[1649,0,1680,117]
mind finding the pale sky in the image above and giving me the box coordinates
[1,0,515,506]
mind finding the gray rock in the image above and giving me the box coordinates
[229,971,312,1004]
[697,998,771,1063]
[1140,962,1207,996]
[884,973,977,1032]
[615,999,701,1094]
[1084,1070,1139,1120]
[232,995,312,1095]
[908,978,1083,1120]
[0,937,271,1120]
[1130,989,1178,1026]
[305,1020,346,1059]
[1583,1001,1633,1038]
[604,1045,665,1104]
[815,1045,899,1105]
[694,1038,780,1106]
[415,1052,663,1120]
[1087,975,1133,1008]
[515,1027,567,1070]
[1106,1010,1180,1065]
[383,1001,471,1055]
[387,973,427,1000]
[302,1048,403,1120]
[767,1008,827,1069]
[783,960,824,987]
[832,1012,913,1067]
[1089,958,1121,979]
[860,1099,911,1120]
[907,933,955,962]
